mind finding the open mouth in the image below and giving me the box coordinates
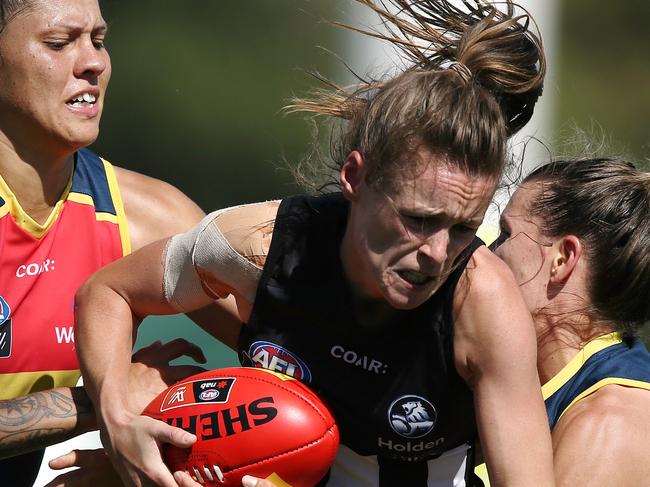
[67,92,97,108]
[397,270,433,286]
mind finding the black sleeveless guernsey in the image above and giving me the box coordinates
[239,193,483,486]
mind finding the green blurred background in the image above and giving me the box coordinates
[92,1,650,365]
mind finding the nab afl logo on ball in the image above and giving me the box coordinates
[199,389,219,401]
[159,377,236,412]
[388,395,437,439]
[246,341,312,383]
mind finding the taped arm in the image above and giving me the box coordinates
[163,201,279,317]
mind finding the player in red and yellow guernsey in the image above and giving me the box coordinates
[0,0,240,485]
[0,148,131,398]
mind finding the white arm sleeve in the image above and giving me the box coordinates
[162,205,264,312]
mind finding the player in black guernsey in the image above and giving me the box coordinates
[73,1,553,486]
[240,193,482,485]
[475,157,650,486]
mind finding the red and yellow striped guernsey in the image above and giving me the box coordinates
[0,148,130,399]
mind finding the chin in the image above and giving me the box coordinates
[384,281,442,311]
[66,128,100,150]
[383,289,429,311]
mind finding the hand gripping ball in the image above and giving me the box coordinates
[142,367,339,486]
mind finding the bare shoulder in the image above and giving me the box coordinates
[553,385,650,485]
[212,201,280,268]
[453,245,537,382]
[554,384,650,443]
[454,245,526,334]
[113,166,205,250]
[455,245,520,303]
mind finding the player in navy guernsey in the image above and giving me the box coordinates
[74,1,552,486]
[473,157,650,486]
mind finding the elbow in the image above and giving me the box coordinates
[74,272,105,320]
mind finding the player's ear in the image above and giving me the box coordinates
[340,151,365,201]
[550,235,582,283]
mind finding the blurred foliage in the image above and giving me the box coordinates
[555,0,650,168]
[95,0,650,205]
[100,1,650,355]
[95,0,344,210]
[98,1,347,361]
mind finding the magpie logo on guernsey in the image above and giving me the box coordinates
[388,395,437,438]
[245,341,312,383]
[0,296,12,359]
[378,395,444,460]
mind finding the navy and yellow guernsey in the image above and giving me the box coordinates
[475,332,650,485]
[542,332,650,427]
[0,148,130,400]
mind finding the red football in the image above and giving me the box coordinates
[142,367,339,487]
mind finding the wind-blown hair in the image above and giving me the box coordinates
[289,0,545,191]
[525,158,650,332]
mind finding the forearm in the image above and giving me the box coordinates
[75,280,138,433]
[75,240,177,430]
[0,386,95,458]
[185,298,243,351]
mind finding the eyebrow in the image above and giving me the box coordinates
[44,21,108,34]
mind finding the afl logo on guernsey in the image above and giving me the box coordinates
[0,296,12,358]
[246,341,312,383]
[388,395,437,439]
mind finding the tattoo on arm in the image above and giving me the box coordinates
[0,387,95,458]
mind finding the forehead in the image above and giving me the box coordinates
[503,182,540,219]
[9,0,105,29]
[388,149,496,220]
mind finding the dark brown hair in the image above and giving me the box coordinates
[524,158,650,332]
[289,0,545,191]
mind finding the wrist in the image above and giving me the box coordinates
[70,386,98,434]
[99,401,137,431]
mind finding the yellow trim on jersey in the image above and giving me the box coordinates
[475,463,489,486]
[67,192,94,206]
[557,377,650,423]
[541,332,621,400]
[95,212,119,224]
[475,332,625,487]
[0,369,81,400]
[476,222,498,246]
[265,473,292,487]
[67,192,119,225]
[257,368,295,382]
[102,158,131,255]
[0,171,72,238]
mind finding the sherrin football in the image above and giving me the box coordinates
[142,367,339,486]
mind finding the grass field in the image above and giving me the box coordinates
[134,314,239,369]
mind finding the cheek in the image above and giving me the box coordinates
[362,216,413,267]
[102,55,112,82]
[449,234,476,260]
[495,242,521,276]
